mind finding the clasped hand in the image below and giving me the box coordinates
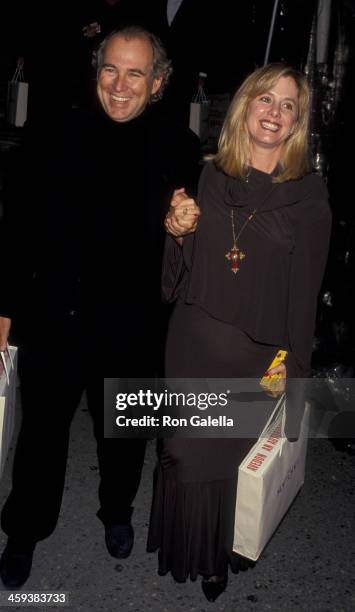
[165,188,201,238]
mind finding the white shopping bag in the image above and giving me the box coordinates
[7,59,28,127]
[189,72,210,144]
[233,393,309,561]
[189,101,210,145]
[0,346,18,479]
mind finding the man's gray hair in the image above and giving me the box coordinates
[95,25,173,102]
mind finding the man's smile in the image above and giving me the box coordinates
[110,95,131,102]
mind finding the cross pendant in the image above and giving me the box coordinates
[225,245,245,274]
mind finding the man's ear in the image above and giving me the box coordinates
[151,76,163,95]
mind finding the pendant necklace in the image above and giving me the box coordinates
[225,208,257,274]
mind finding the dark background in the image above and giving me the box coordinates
[0,0,355,375]
[0,0,317,123]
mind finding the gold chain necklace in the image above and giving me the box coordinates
[225,208,257,274]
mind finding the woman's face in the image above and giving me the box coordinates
[246,75,299,156]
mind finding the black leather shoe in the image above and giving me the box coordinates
[201,575,228,602]
[105,524,134,559]
[0,542,35,589]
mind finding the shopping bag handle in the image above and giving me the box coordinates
[11,57,25,83]
[0,344,14,385]
[260,392,286,438]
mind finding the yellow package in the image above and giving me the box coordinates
[260,350,287,396]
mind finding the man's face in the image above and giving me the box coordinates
[97,36,163,123]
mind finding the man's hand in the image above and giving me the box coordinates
[0,317,11,351]
[165,188,201,238]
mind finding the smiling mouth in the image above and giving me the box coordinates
[260,120,281,132]
[110,95,131,103]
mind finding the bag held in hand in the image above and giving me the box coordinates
[233,393,309,561]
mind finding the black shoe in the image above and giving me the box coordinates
[0,541,35,589]
[105,524,134,559]
[201,575,228,602]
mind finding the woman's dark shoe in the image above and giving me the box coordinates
[201,575,228,602]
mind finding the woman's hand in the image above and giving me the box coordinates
[264,362,287,397]
[267,363,286,377]
[165,188,201,238]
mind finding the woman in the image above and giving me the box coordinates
[147,64,331,601]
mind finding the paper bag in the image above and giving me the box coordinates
[7,59,28,127]
[0,346,18,479]
[189,101,210,145]
[233,394,309,561]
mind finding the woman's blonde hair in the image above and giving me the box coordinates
[214,63,311,183]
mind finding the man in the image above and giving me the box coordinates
[0,26,200,588]
[71,0,199,113]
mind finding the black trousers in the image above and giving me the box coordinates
[1,319,148,543]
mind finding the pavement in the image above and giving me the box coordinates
[0,390,354,612]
